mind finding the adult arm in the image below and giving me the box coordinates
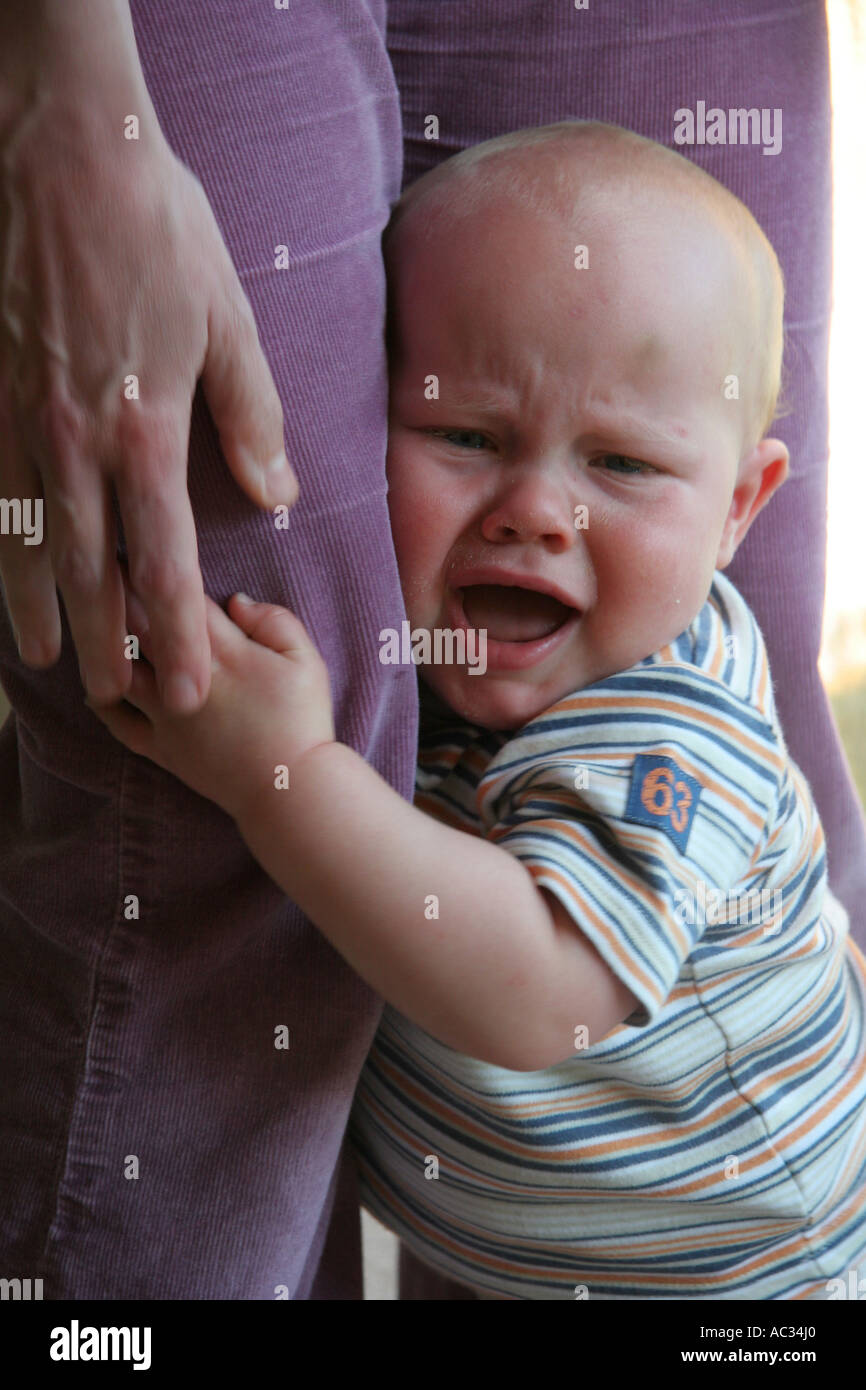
[0,1,298,711]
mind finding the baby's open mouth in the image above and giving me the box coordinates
[459,584,575,643]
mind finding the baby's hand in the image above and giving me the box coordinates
[88,580,335,823]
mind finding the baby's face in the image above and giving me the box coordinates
[386,192,769,730]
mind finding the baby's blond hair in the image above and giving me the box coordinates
[385,120,786,450]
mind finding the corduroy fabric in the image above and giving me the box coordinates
[0,0,415,1299]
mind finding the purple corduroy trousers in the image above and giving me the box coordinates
[0,0,862,1301]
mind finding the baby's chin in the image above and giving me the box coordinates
[422,668,580,732]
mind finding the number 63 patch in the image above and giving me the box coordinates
[623,754,702,853]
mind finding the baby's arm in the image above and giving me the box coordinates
[92,587,636,1070]
[237,738,637,1069]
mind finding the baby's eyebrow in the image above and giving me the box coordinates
[438,387,515,416]
[420,386,693,453]
[579,406,690,450]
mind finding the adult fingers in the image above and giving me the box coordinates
[38,413,130,704]
[115,655,162,721]
[202,279,298,511]
[112,404,211,714]
[86,692,156,762]
[118,562,155,666]
[122,571,248,681]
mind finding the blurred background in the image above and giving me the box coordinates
[820,0,866,808]
[0,0,862,1301]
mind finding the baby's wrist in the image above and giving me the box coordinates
[232,737,345,841]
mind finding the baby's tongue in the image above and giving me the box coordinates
[460,585,570,642]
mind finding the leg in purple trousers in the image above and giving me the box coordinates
[386,0,864,1299]
[0,0,415,1299]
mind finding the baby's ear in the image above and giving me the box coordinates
[715,437,789,569]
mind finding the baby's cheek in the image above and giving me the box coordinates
[389,522,446,627]
[388,479,431,561]
[594,517,700,651]
[593,515,665,592]
[636,505,712,593]
[649,537,718,649]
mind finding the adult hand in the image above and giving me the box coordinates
[0,2,298,713]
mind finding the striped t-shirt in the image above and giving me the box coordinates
[350,570,866,1299]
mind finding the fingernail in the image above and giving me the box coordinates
[163,673,200,712]
[259,454,298,504]
[265,451,292,475]
[19,634,43,665]
[234,592,253,606]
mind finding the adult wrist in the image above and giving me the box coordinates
[0,2,155,131]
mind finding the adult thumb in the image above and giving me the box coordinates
[202,285,299,510]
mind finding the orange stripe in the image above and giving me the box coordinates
[481,733,771,836]
[359,1152,835,1290]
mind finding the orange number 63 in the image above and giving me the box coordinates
[640,766,693,833]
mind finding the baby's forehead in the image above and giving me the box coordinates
[395,146,752,307]
[395,169,753,348]
[398,130,732,228]
[387,129,783,449]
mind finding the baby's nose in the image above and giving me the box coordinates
[480,474,577,549]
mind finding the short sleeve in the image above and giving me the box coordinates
[475,666,784,1028]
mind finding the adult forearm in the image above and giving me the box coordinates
[235,740,599,1068]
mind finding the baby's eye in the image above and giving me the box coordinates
[429,429,490,450]
[590,454,652,475]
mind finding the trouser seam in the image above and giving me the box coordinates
[37,744,129,1283]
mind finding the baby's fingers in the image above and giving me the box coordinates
[86,676,158,762]
[88,658,161,723]
[122,571,238,672]
[226,593,313,658]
